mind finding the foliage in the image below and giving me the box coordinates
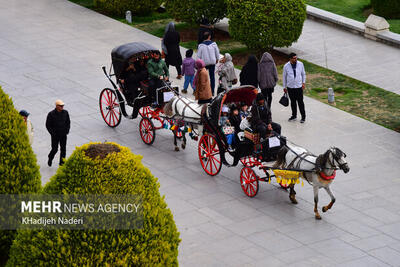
[94,0,163,16]
[165,0,227,25]
[0,86,41,264]
[226,0,307,51]
[371,0,400,19]
[7,142,180,266]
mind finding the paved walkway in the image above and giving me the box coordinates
[1,0,400,266]
[216,18,400,95]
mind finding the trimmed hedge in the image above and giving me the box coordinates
[94,0,162,16]
[0,86,41,264]
[371,0,400,19]
[165,0,226,24]
[226,0,306,50]
[7,142,180,266]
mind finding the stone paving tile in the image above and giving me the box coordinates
[337,256,390,267]
[247,230,303,253]
[369,246,400,266]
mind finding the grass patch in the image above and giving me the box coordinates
[306,0,400,33]
[277,61,400,132]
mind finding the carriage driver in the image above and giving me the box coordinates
[147,52,169,106]
[250,93,281,139]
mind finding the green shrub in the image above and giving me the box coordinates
[7,142,180,266]
[94,0,162,16]
[371,0,400,19]
[165,0,226,24]
[226,0,306,51]
[0,86,41,264]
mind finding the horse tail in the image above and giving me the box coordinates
[273,146,288,168]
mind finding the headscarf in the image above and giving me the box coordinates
[162,22,175,54]
[194,59,205,84]
[224,53,234,69]
[240,55,258,87]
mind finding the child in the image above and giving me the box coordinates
[239,102,249,120]
[220,106,235,151]
[181,49,195,94]
[229,104,241,134]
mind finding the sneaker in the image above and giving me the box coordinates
[288,117,297,122]
[181,89,187,94]
[47,159,52,167]
[300,118,305,123]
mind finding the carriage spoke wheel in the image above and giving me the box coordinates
[198,134,222,176]
[240,156,258,167]
[139,106,152,118]
[240,167,259,197]
[139,117,155,145]
[99,88,121,127]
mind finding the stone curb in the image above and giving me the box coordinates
[306,5,400,48]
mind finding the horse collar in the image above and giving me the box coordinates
[319,170,336,180]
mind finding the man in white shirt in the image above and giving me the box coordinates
[283,53,306,123]
[197,32,220,95]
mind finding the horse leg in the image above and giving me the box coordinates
[313,185,321,220]
[174,132,179,151]
[322,186,335,212]
[289,184,298,204]
[181,133,186,150]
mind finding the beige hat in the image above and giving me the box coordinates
[55,99,65,106]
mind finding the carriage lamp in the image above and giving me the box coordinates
[126,11,132,24]
[328,87,335,104]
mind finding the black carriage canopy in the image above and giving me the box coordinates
[208,86,258,124]
[111,42,160,79]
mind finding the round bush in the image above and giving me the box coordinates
[371,0,400,19]
[165,0,226,24]
[94,0,162,16]
[226,0,306,50]
[0,86,41,264]
[7,142,180,266]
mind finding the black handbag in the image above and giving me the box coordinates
[279,92,289,107]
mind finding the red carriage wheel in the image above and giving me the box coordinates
[99,88,121,127]
[240,167,259,197]
[139,106,152,118]
[240,156,258,167]
[139,117,155,145]
[198,134,222,176]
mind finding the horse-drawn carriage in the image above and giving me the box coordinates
[99,42,351,220]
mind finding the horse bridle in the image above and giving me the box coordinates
[327,148,347,170]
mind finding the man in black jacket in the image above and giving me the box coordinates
[46,99,70,166]
[250,93,281,138]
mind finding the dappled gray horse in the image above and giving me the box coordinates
[274,145,350,219]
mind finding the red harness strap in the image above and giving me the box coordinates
[319,170,336,180]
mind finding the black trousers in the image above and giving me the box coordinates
[149,78,163,103]
[256,122,281,138]
[48,134,67,164]
[166,64,182,76]
[261,87,274,109]
[287,87,305,119]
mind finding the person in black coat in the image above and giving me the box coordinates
[240,55,258,88]
[46,100,70,166]
[120,59,148,103]
[163,22,183,79]
[250,93,281,138]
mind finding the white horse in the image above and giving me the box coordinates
[274,144,350,220]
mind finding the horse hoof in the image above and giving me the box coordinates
[289,195,298,204]
[174,146,179,151]
[322,206,328,213]
[315,214,322,220]
[181,144,186,149]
